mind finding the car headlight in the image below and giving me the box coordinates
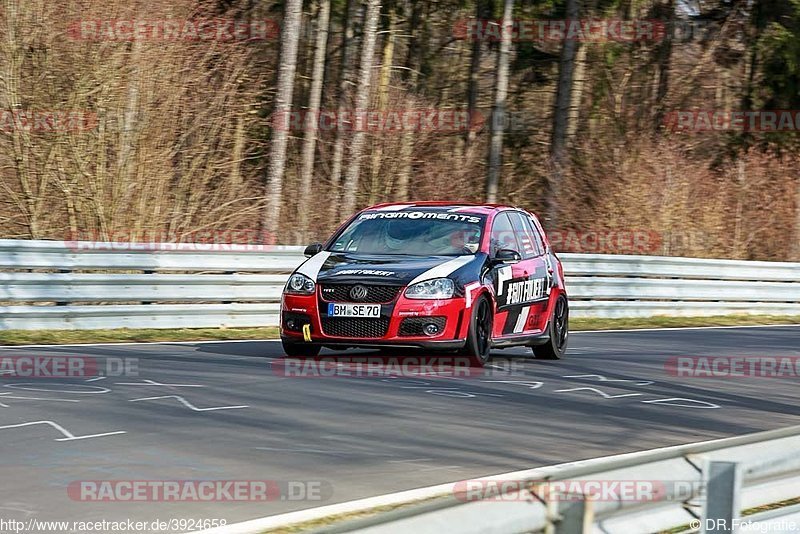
[285,273,316,295]
[405,278,455,300]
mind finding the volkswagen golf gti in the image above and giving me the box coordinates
[280,202,569,365]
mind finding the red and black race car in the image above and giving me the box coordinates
[280,202,568,366]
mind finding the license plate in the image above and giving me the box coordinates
[327,303,381,318]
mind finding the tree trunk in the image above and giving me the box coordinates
[548,0,580,227]
[485,0,514,204]
[298,0,331,240]
[328,0,357,225]
[368,7,396,204]
[465,0,493,152]
[395,0,425,201]
[652,0,674,128]
[566,44,588,141]
[263,0,303,239]
[341,0,382,216]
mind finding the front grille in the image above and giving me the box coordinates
[321,317,390,338]
[320,284,401,303]
[399,317,447,337]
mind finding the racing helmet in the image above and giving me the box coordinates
[385,219,417,249]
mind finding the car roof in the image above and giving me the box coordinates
[365,201,520,212]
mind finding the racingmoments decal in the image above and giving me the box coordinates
[359,211,482,224]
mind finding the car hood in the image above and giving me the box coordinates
[309,252,478,286]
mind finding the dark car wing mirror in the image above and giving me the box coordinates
[493,248,522,264]
[304,243,323,257]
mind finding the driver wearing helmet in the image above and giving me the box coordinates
[384,219,419,252]
[440,227,480,254]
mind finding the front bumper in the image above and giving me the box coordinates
[281,337,467,350]
[281,290,470,349]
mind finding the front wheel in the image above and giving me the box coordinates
[281,338,321,358]
[462,294,493,366]
[532,295,569,360]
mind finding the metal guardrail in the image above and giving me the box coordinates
[312,425,800,534]
[0,239,798,330]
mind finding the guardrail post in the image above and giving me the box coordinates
[547,493,592,534]
[701,461,741,533]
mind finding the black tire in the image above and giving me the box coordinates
[281,338,321,358]
[532,295,569,360]
[462,294,493,367]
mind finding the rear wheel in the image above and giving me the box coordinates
[532,295,569,360]
[462,295,493,366]
[281,338,321,358]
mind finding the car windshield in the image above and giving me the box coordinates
[328,211,486,256]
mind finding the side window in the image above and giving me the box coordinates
[490,213,522,256]
[527,215,547,253]
[508,212,541,258]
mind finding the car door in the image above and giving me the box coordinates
[488,211,547,338]
[510,211,553,334]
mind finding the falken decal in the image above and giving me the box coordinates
[501,277,548,308]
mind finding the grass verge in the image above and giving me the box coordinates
[0,315,797,346]
[570,314,800,331]
[658,496,800,533]
[0,327,280,345]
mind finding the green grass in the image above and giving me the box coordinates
[269,493,800,534]
[0,315,797,346]
[570,314,800,331]
[0,327,280,345]
[657,496,800,533]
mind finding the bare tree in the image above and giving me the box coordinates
[395,0,426,201]
[485,0,513,204]
[566,44,588,141]
[652,0,675,128]
[263,0,303,238]
[368,6,396,204]
[298,0,331,240]
[548,0,581,226]
[465,0,493,152]
[341,0,381,216]
[328,0,358,224]
[1,0,39,237]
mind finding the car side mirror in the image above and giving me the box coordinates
[304,243,323,257]
[493,249,521,264]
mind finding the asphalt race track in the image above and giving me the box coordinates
[1,325,799,531]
